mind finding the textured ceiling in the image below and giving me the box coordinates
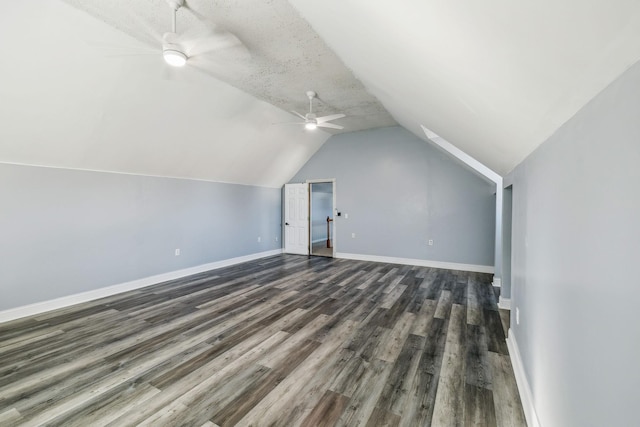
[0,0,392,188]
[61,0,396,134]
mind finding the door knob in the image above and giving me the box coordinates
[285,222,290,225]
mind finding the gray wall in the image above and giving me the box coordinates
[0,163,281,311]
[290,126,496,267]
[311,183,333,243]
[510,61,640,426]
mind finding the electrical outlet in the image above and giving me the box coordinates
[257,236,261,243]
[516,307,520,325]
[275,236,278,242]
[345,213,349,219]
[175,248,181,256]
[428,239,434,246]
[351,232,356,238]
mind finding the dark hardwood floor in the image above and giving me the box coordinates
[0,255,525,426]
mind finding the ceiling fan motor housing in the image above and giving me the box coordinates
[162,32,187,66]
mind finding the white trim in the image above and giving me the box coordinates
[498,296,511,310]
[493,277,502,287]
[507,330,541,427]
[335,252,494,274]
[306,178,337,184]
[306,178,337,255]
[503,171,515,188]
[0,249,283,324]
[421,126,502,184]
[0,161,281,189]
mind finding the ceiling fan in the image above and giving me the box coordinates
[96,0,248,73]
[161,0,248,68]
[291,91,346,130]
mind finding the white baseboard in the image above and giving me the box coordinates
[507,330,541,427]
[334,252,494,274]
[498,296,511,310]
[493,277,502,287]
[0,249,283,324]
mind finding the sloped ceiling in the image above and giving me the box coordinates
[2,1,640,186]
[0,0,393,188]
[290,0,640,174]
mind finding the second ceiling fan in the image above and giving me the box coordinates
[291,91,346,130]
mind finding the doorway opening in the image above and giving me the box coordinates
[501,185,513,306]
[309,181,335,257]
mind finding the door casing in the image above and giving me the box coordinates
[308,179,336,257]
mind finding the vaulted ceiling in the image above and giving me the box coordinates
[2,0,640,187]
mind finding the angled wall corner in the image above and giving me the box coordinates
[420,125,504,287]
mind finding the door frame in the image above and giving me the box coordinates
[500,185,513,309]
[307,178,336,257]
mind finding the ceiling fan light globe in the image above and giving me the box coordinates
[163,49,187,67]
[305,122,317,130]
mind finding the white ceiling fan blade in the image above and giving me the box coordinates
[316,113,345,124]
[181,4,217,28]
[180,29,248,58]
[87,41,157,54]
[117,7,165,46]
[317,122,344,130]
[272,121,307,126]
[177,4,248,58]
[186,55,250,80]
[87,7,164,61]
[291,111,307,120]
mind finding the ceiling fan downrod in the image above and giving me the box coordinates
[166,0,184,32]
[163,0,187,67]
[307,91,316,114]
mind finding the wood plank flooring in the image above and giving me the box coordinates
[0,255,526,426]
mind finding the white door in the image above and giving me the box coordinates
[284,183,309,255]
